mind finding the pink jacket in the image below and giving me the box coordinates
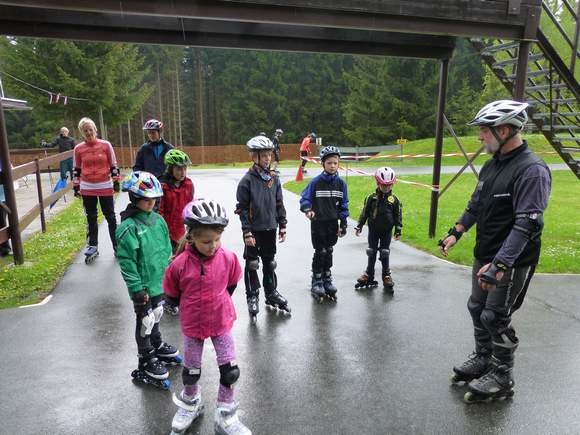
[163,245,242,339]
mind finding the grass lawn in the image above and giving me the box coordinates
[0,200,88,309]
[285,170,580,274]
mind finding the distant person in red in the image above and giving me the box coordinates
[299,132,316,174]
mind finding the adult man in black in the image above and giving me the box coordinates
[440,100,551,402]
[49,127,76,181]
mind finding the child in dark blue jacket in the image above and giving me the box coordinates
[300,145,349,302]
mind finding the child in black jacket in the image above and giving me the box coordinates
[236,135,290,322]
[354,167,402,291]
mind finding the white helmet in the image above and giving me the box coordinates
[143,119,163,131]
[246,135,274,152]
[467,100,528,130]
[375,167,396,186]
[183,199,229,227]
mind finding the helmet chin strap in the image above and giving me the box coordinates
[489,125,519,153]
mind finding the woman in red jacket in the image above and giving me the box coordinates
[73,117,120,261]
[158,149,194,253]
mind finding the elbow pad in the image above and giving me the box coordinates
[513,213,543,241]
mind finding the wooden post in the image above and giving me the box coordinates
[428,59,449,238]
[0,98,23,264]
[34,158,46,233]
[514,40,531,101]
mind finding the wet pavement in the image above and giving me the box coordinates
[1,168,580,434]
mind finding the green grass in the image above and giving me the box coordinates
[351,134,564,167]
[0,200,87,309]
[285,170,580,273]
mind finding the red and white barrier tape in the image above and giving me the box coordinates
[300,156,439,191]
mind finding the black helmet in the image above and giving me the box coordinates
[320,145,341,162]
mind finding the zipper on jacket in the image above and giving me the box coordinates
[200,262,205,276]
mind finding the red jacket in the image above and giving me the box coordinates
[73,139,117,196]
[159,177,194,243]
[299,136,311,152]
[163,246,242,339]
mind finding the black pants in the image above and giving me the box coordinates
[366,226,393,277]
[244,230,277,296]
[300,151,308,168]
[0,201,10,255]
[82,195,117,249]
[135,295,164,354]
[310,220,338,274]
[467,258,535,366]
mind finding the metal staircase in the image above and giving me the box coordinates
[470,1,580,179]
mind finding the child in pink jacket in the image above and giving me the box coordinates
[163,199,251,435]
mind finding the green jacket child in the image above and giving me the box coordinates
[116,170,180,385]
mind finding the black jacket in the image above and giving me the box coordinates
[471,144,549,266]
[356,189,402,235]
[51,135,76,153]
[133,139,173,178]
[236,165,287,233]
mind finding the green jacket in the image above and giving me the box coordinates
[115,208,172,298]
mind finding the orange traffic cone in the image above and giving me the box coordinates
[295,165,304,182]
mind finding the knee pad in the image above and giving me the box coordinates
[366,248,377,257]
[219,361,240,387]
[246,259,259,271]
[467,297,484,317]
[140,311,155,337]
[152,304,164,323]
[480,308,501,331]
[327,247,333,254]
[379,249,390,260]
[182,366,201,385]
[268,259,277,271]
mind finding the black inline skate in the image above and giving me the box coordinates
[323,271,337,301]
[156,342,182,366]
[354,272,378,290]
[247,293,259,324]
[132,349,171,390]
[311,273,326,303]
[464,359,514,403]
[265,289,291,315]
[451,352,491,385]
[84,245,99,264]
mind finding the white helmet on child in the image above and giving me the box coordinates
[375,167,396,186]
[183,199,229,227]
[246,135,274,152]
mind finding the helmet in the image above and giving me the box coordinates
[375,167,397,186]
[164,149,191,167]
[309,132,317,139]
[467,100,528,130]
[182,199,229,227]
[121,171,163,199]
[143,119,163,131]
[246,135,274,152]
[320,145,341,162]
[275,128,283,136]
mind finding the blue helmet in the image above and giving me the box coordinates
[121,171,163,199]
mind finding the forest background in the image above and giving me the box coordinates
[0,37,506,149]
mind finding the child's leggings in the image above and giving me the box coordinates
[181,331,238,404]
